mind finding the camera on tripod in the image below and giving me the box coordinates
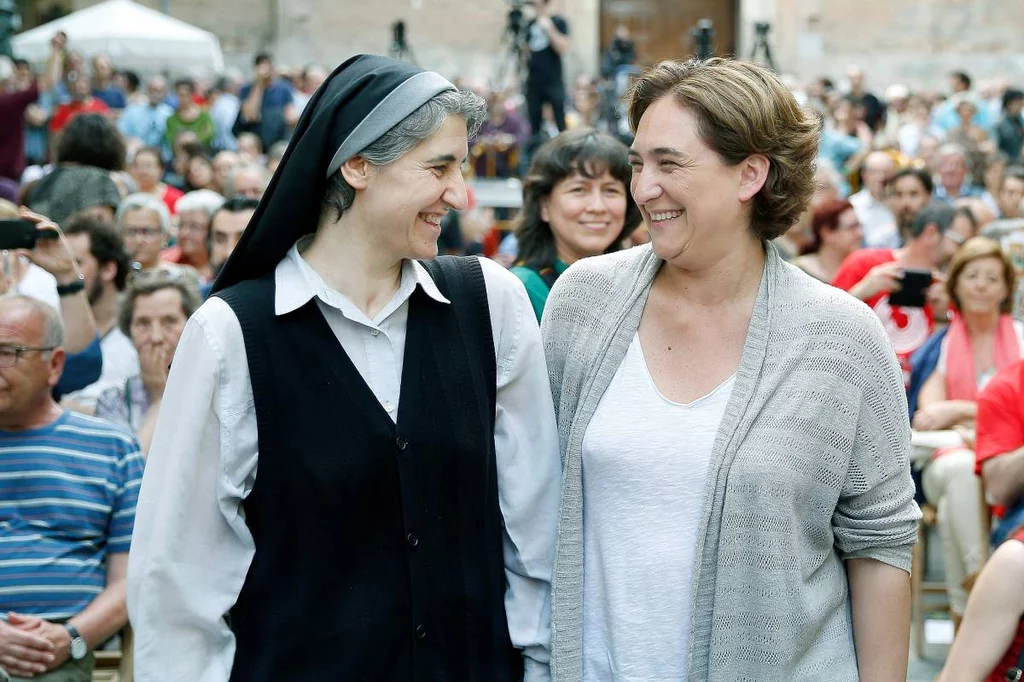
[691,19,714,60]
[504,0,536,50]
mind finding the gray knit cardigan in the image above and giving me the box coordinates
[540,242,921,681]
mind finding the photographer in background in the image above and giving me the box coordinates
[524,0,570,144]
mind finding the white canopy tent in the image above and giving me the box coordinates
[12,0,224,76]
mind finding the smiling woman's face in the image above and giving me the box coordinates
[542,168,627,264]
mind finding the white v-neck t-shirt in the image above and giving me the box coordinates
[581,333,735,681]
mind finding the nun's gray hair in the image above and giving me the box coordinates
[323,88,487,220]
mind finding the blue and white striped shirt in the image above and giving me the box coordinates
[0,411,144,620]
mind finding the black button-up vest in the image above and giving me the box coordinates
[216,256,522,681]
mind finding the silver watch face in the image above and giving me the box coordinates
[69,637,87,660]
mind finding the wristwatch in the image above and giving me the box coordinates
[63,623,87,660]
[56,274,86,297]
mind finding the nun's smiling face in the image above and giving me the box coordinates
[362,114,470,260]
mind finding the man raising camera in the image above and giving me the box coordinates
[524,0,570,142]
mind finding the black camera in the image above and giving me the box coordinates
[692,19,714,60]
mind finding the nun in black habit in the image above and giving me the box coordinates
[126,55,561,682]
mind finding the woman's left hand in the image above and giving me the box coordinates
[912,402,960,432]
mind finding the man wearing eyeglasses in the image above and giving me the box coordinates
[0,294,144,681]
[833,201,967,385]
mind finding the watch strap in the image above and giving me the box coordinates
[63,622,87,659]
[56,276,85,297]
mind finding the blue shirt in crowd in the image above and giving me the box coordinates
[93,86,127,110]
[117,101,173,149]
[0,411,144,620]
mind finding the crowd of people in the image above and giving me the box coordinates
[0,3,1023,679]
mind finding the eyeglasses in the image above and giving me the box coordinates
[178,221,208,234]
[0,345,56,367]
[127,264,203,290]
[945,229,968,246]
[123,226,163,240]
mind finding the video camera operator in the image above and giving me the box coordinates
[523,0,570,142]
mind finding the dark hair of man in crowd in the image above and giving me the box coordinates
[514,128,640,270]
[254,53,273,67]
[1003,89,1024,111]
[212,196,260,217]
[953,205,978,233]
[887,166,934,196]
[56,113,126,172]
[1004,165,1024,188]
[174,78,195,94]
[121,70,140,93]
[209,196,260,243]
[907,201,956,240]
[13,58,28,71]
[64,215,132,292]
[950,71,972,91]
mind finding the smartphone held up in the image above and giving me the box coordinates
[0,219,60,252]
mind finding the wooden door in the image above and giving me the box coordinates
[600,0,738,67]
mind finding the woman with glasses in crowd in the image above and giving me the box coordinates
[911,237,1023,627]
[511,127,640,321]
[160,189,223,281]
[542,58,919,681]
[116,193,171,271]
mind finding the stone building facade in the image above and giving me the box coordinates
[56,0,1024,90]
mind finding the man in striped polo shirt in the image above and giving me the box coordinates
[0,294,144,681]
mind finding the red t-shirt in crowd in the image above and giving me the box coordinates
[976,359,1024,476]
[984,526,1024,682]
[49,98,109,134]
[832,248,934,384]
[0,82,39,181]
[160,185,183,215]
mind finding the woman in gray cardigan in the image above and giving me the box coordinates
[541,58,921,681]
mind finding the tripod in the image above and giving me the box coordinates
[493,8,526,91]
[389,20,418,65]
[749,22,776,71]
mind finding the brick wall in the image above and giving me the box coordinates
[740,0,1024,89]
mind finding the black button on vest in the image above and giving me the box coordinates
[217,256,522,682]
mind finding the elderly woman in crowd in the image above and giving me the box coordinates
[160,189,223,281]
[511,128,640,320]
[911,237,1023,625]
[793,198,865,282]
[542,58,920,680]
[128,56,559,680]
[95,266,202,453]
[117,193,171,271]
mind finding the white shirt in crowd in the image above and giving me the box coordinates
[127,240,560,682]
[64,327,140,410]
[581,333,735,682]
[16,262,59,312]
[849,188,900,250]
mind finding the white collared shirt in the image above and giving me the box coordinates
[127,242,560,682]
[849,189,900,249]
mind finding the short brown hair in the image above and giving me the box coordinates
[119,265,203,338]
[945,237,1016,314]
[627,58,822,240]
